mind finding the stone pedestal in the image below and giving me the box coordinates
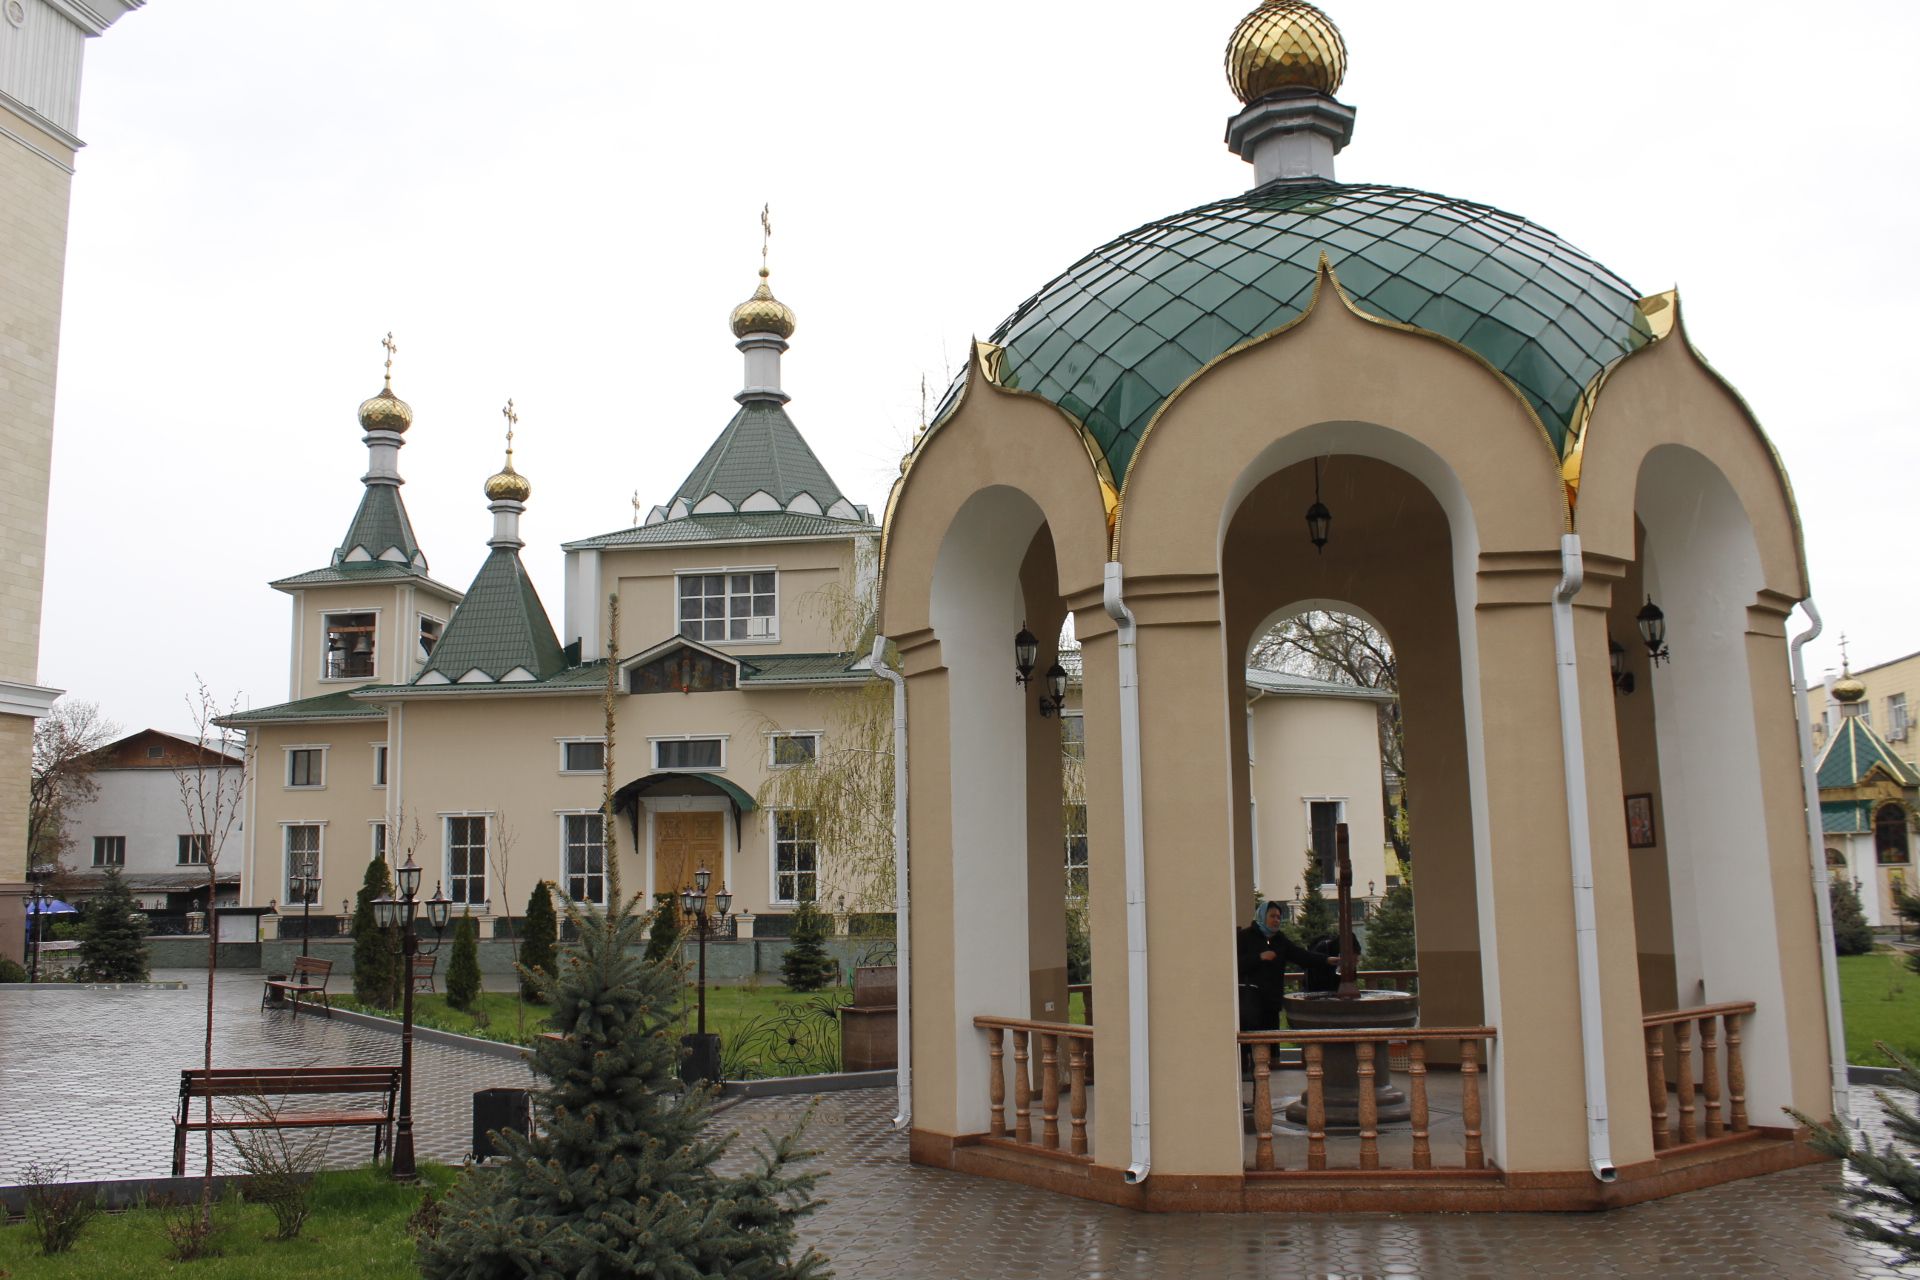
[1281,990,1419,1128]
[840,964,898,1070]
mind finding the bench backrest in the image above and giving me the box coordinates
[412,955,435,975]
[179,1066,399,1099]
[291,956,333,980]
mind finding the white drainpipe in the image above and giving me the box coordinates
[1788,600,1852,1123]
[1551,533,1618,1182]
[1101,562,1152,1184]
[872,634,912,1130]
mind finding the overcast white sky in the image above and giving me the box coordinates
[43,1,1920,731]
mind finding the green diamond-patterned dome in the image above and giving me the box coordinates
[983,182,1653,479]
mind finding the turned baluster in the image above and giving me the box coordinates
[987,1026,1006,1137]
[1699,1014,1723,1138]
[1013,1030,1032,1144]
[1068,1039,1088,1156]
[1644,1024,1670,1151]
[1305,1042,1327,1171]
[1461,1038,1484,1171]
[1674,1020,1697,1144]
[1252,1042,1274,1171]
[1356,1041,1380,1171]
[1408,1040,1432,1171]
[1040,1033,1061,1150]
[1725,1012,1748,1132]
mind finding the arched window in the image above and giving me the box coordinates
[1875,804,1910,865]
[1826,847,1848,868]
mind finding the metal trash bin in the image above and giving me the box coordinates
[472,1087,531,1161]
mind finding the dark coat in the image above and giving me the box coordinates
[1237,924,1330,1004]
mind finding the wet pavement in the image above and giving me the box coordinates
[0,974,1909,1276]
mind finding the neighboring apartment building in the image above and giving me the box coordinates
[1812,646,1918,759]
[0,0,142,958]
[59,729,243,912]
[224,272,882,931]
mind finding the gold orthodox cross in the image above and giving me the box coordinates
[760,203,772,270]
[381,331,397,386]
[632,489,642,527]
[502,398,517,462]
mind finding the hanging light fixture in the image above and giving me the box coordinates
[1636,595,1670,666]
[1013,625,1039,686]
[1305,457,1331,554]
[1609,637,1635,695]
[1038,661,1069,718]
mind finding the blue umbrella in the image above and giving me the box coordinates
[27,899,77,914]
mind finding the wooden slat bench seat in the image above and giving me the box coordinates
[172,1065,401,1175]
[261,955,334,1015]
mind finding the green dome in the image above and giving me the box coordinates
[981,183,1653,479]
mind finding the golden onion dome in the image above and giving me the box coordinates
[1226,0,1348,103]
[485,461,531,503]
[358,381,414,434]
[1833,675,1867,704]
[730,269,797,339]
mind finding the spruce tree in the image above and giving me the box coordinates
[1361,879,1416,972]
[780,900,837,993]
[1831,876,1876,956]
[76,867,148,982]
[352,857,399,1009]
[416,896,828,1279]
[446,914,482,1011]
[1285,849,1339,949]
[1791,1044,1920,1265]
[1896,883,1920,977]
[519,881,556,1004]
[643,893,683,967]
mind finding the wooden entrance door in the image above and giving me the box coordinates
[654,811,724,905]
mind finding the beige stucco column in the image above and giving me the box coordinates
[1022,536,1070,1021]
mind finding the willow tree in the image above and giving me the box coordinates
[756,546,897,920]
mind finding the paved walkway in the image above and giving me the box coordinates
[0,976,1908,1276]
[0,970,531,1182]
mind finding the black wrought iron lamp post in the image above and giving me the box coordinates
[373,854,451,1181]
[292,848,318,958]
[678,868,733,1083]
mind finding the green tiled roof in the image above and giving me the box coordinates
[353,660,611,701]
[417,547,565,683]
[336,483,424,567]
[673,401,847,512]
[216,690,385,726]
[1822,801,1871,835]
[972,182,1652,477]
[1817,716,1920,791]
[739,652,869,685]
[564,511,875,551]
[270,561,462,595]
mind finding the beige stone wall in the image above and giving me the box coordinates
[1247,692,1391,906]
[243,720,390,911]
[288,583,418,702]
[598,539,859,657]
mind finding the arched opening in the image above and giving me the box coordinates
[1875,803,1909,866]
[1630,443,1795,1115]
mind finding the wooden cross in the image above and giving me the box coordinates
[1335,821,1359,996]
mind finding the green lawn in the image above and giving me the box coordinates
[1839,950,1920,1068]
[336,983,854,1059]
[0,1165,452,1279]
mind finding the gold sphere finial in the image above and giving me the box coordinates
[1226,0,1348,104]
[484,397,531,502]
[1834,675,1867,704]
[357,330,413,434]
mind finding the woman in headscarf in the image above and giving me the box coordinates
[1237,898,1335,1035]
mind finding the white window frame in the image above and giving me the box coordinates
[1064,802,1089,898]
[558,810,608,906]
[1303,797,1348,888]
[319,608,381,682]
[1060,711,1086,760]
[372,742,388,788]
[285,744,328,790]
[177,833,209,866]
[370,820,388,863]
[674,566,779,645]
[557,736,608,775]
[93,835,126,867]
[416,612,445,667]
[650,735,728,772]
[769,808,819,906]
[443,812,491,911]
[282,822,325,905]
[766,731,822,769]
[1890,692,1910,743]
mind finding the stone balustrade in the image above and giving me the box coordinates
[1641,1001,1754,1152]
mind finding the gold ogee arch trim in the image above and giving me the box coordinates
[1110,255,1572,557]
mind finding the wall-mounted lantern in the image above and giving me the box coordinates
[1038,661,1069,718]
[1636,596,1671,667]
[1014,626,1039,686]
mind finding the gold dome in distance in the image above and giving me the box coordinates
[1833,675,1867,704]
[1226,0,1348,104]
[730,268,797,340]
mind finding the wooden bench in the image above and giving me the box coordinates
[261,955,334,1015]
[172,1066,401,1175]
[411,954,437,994]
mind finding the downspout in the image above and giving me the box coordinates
[1551,533,1618,1182]
[1101,562,1151,1184]
[872,634,911,1131]
[1789,600,1852,1123]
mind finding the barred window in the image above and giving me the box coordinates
[774,811,818,904]
[447,816,488,906]
[564,814,607,905]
